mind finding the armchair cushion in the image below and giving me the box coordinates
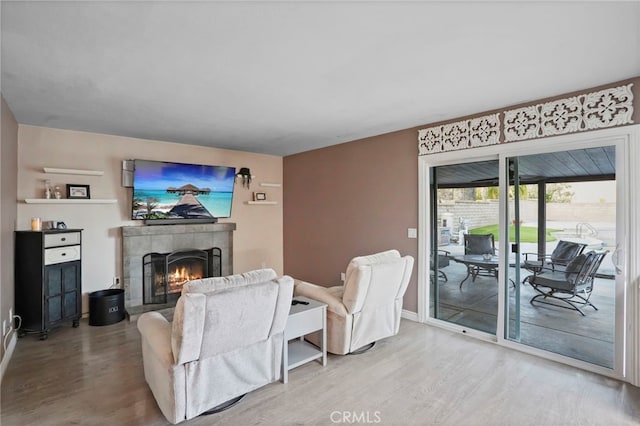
[343,249,401,313]
[198,282,278,358]
[564,253,588,275]
[436,251,450,268]
[464,234,496,255]
[348,249,400,266]
[552,240,588,266]
[524,240,588,274]
[343,258,409,314]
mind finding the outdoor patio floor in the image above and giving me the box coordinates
[431,249,615,369]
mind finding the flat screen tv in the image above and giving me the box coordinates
[131,159,236,222]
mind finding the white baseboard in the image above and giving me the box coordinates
[0,332,17,383]
[401,309,419,322]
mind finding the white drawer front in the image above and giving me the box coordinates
[44,245,81,265]
[285,307,324,339]
[44,232,81,248]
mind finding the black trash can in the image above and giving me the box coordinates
[89,289,125,326]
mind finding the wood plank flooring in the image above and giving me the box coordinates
[2,318,640,425]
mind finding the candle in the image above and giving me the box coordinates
[31,217,41,231]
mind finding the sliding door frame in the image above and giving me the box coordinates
[418,124,640,385]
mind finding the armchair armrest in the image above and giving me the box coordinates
[294,279,348,316]
[137,311,175,366]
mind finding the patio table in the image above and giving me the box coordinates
[452,254,499,289]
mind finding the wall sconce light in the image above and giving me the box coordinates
[235,167,253,188]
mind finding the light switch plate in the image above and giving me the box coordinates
[408,228,417,239]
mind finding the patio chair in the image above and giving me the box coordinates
[523,240,587,276]
[462,234,497,282]
[526,250,607,316]
[464,233,496,256]
[430,249,450,282]
[522,240,587,285]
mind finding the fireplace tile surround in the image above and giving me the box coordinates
[122,223,235,317]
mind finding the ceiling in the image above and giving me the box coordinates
[435,146,616,188]
[1,1,639,156]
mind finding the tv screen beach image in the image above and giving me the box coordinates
[132,160,236,220]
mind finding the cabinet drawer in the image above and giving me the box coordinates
[285,307,324,339]
[44,232,81,248]
[44,245,81,265]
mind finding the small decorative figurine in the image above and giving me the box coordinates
[44,180,52,199]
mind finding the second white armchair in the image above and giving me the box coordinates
[294,250,414,355]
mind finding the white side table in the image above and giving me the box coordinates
[282,296,327,383]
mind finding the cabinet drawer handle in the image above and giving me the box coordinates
[61,238,66,241]
[61,253,66,256]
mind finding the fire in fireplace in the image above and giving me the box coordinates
[143,248,221,304]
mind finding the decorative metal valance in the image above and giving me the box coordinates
[418,114,500,155]
[418,83,634,155]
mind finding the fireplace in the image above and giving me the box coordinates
[122,223,235,313]
[142,248,222,304]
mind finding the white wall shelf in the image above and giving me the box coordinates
[246,201,278,205]
[24,198,117,204]
[260,183,282,188]
[43,167,104,176]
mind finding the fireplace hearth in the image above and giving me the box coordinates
[143,248,221,304]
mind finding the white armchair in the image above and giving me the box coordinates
[294,250,414,355]
[137,269,293,424]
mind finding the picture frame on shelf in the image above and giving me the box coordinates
[66,184,90,199]
[253,192,267,201]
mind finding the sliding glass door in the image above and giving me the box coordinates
[424,137,627,377]
[504,146,620,369]
[429,159,500,335]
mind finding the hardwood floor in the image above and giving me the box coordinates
[2,318,640,425]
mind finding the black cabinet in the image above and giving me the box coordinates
[15,229,83,340]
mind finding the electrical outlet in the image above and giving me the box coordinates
[9,308,12,323]
[341,272,346,282]
[113,276,120,286]
[2,320,6,336]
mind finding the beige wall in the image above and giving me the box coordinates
[283,128,419,312]
[1,95,19,363]
[17,125,283,315]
